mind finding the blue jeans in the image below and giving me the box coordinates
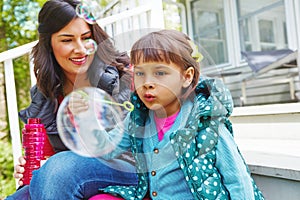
[6,151,138,200]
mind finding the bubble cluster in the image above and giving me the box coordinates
[75,1,103,55]
[76,0,103,24]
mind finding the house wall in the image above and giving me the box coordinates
[182,0,300,107]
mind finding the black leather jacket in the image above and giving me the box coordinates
[19,64,132,153]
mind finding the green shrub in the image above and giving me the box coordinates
[0,138,15,199]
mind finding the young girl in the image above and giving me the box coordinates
[66,29,264,200]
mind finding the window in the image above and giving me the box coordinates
[190,0,228,65]
[259,19,276,50]
[186,0,298,107]
[237,0,287,52]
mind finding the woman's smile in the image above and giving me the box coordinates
[70,55,88,65]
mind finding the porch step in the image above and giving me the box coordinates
[236,138,300,200]
[236,138,300,174]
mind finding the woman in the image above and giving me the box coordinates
[6,0,137,199]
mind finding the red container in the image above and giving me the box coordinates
[21,118,55,185]
[27,118,41,124]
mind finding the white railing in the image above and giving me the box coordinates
[0,41,37,170]
[0,1,164,177]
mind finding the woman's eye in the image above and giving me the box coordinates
[61,39,72,42]
[83,36,92,40]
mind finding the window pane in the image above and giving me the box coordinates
[259,19,274,43]
[191,0,228,65]
[237,0,287,52]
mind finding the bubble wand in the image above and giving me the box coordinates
[76,90,134,112]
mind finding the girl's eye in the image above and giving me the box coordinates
[135,72,144,76]
[155,71,166,76]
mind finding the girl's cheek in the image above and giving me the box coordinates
[133,80,143,89]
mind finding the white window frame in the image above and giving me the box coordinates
[187,0,231,66]
[186,0,300,96]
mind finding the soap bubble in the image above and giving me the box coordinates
[76,0,104,24]
[83,39,97,55]
[57,87,132,157]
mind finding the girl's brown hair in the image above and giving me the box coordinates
[130,29,200,99]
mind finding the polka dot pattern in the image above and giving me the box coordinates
[99,77,264,200]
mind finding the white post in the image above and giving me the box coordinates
[4,59,22,188]
[148,0,165,29]
[29,55,36,87]
[294,0,300,80]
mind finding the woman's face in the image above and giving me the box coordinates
[51,17,94,78]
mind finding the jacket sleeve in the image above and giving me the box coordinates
[97,65,133,119]
[97,66,119,96]
[19,85,68,153]
[19,85,56,125]
[215,123,255,200]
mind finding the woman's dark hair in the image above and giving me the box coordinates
[32,0,129,99]
[130,29,200,99]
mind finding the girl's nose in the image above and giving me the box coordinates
[143,81,155,89]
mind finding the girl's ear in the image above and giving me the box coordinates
[182,67,194,88]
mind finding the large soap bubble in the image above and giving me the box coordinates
[57,87,133,157]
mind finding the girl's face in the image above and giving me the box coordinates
[134,61,194,117]
[51,17,94,79]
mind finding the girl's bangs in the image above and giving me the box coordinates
[131,48,167,64]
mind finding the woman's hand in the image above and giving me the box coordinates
[13,156,26,186]
[67,91,89,115]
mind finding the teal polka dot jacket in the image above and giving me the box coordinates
[100,77,265,200]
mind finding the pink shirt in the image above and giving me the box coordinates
[154,111,179,141]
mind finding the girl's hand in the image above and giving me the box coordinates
[13,156,26,186]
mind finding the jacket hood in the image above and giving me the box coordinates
[195,76,233,118]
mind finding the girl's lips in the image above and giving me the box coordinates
[144,93,155,102]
